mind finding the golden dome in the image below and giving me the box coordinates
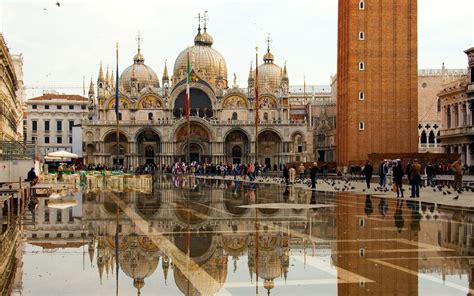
[120,49,160,93]
[257,62,282,94]
[173,29,227,88]
[173,255,228,296]
[119,245,159,281]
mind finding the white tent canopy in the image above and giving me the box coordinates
[47,151,78,159]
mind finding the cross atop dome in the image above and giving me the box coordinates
[265,33,272,53]
[136,32,143,52]
[203,10,209,31]
[263,33,274,63]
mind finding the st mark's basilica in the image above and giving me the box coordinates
[82,21,313,167]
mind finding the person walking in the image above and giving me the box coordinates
[298,163,306,180]
[378,161,388,188]
[283,165,290,185]
[393,160,404,198]
[363,160,373,189]
[409,159,421,198]
[452,158,463,192]
[310,162,318,189]
[425,162,435,187]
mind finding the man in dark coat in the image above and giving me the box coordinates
[283,165,290,185]
[310,162,318,189]
[363,160,373,189]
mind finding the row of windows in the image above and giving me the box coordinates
[359,1,366,104]
[32,136,72,144]
[31,104,86,110]
[32,120,75,132]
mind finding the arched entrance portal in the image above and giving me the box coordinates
[136,130,161,165]
[104,132,128,166]
[224,130,250,164]
[257,130,281,168]
[175,122,211,163]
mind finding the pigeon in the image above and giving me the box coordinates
[56,2,60,7]
[453,195,459,200]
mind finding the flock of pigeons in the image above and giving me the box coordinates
[43,2,60,11]
[218,175,467,201]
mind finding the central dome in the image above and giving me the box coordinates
[119,49,160,94]
[173,28,227,88]
[257,48,282,94]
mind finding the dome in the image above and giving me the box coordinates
[119,245,159,281]
[173,29,227,88]
[257,62,282,94]
[119,49,160,94]
[173,255,227,296]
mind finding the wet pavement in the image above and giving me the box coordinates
[2,175,474,295]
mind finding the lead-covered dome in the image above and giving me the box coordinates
[257,48,282,94]
[119,49,160,93]
[173,28,227,88]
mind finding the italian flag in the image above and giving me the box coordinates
[185,51,191,121]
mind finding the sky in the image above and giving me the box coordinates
[1,0,474,98]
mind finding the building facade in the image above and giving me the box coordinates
[418,67,467,153]
[0,34,22,141]
[82,24,315,167]
[25,93,88,156]
[439,47,474,165]
[336,0,418,166]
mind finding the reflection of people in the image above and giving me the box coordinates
[393,160,404,198]
[394,199,404,233]
[310,162,318,189]
[27,167,38,182]
[289,166,296,184]
[364,195,373,216]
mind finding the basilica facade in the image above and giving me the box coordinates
[82,24,313,167]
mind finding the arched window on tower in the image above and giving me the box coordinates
[420,130,427,145]
[428,130,435,145]
[447,106,451,128]
[436,97,441,112]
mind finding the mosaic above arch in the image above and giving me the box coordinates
[222,95,248,109]
[138,95,163,109]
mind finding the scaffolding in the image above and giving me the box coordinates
[0,141,37,161]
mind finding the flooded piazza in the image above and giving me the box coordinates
[0,175,472,295]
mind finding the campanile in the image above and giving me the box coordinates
[336,0,418,165]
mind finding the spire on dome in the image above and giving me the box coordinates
[98,62,105,83]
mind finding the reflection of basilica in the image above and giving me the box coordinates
[82,19,313,166]
[80,177,335,295]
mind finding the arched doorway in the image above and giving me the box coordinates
[104,131,128,166]
[136,130,160,165]
[175,122,211,163]
[173,88,213,119]
[257,130,281,167]
[224,130,249,164]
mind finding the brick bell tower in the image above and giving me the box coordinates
[336,0,419,166]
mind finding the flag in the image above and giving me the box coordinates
[255,50,259,120]
[185,50,191,121]
[115,43,119,115]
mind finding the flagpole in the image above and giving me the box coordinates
[115,43,120,169]
[186,49,191,166]
[254,47,259,165]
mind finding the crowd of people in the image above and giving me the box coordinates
[361,158,465,198]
